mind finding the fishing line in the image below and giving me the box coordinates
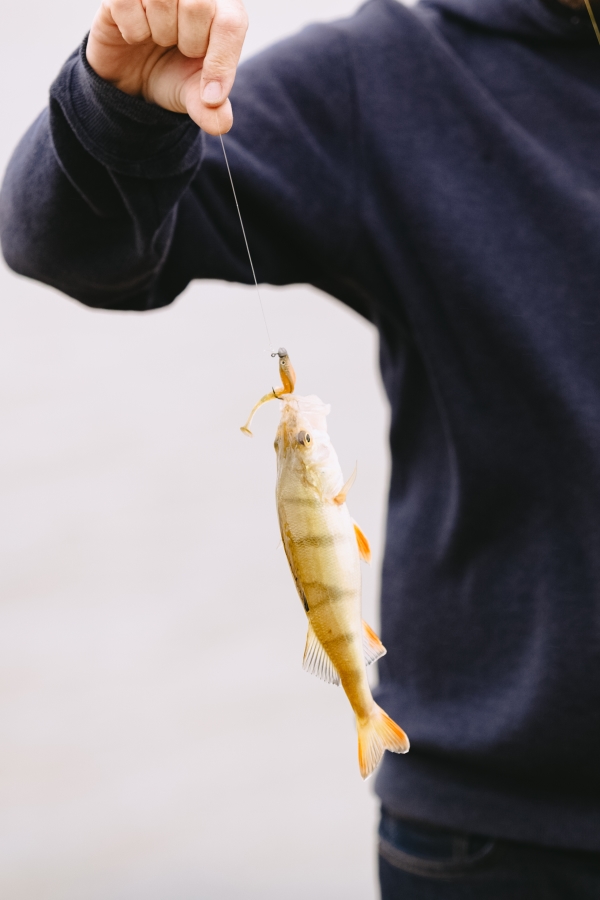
[211,1,600,357]
[584,0,600,45]
[215,111,275,356]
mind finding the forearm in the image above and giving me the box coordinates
[1,22,360,314]
[0,41,202,310]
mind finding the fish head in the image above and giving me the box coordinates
[274,395,343,497]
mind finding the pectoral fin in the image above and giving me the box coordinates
[363,620,386,665]
[333,464,357,505]
[303,623,340,686]
[353,521,372,564]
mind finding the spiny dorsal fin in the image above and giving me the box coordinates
[303,623,340,685]
[353,521,371,564]
[332,464,357,506]
[363,620,386,666]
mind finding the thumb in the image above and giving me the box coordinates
[183,71,233,134]
[193,1,247,133]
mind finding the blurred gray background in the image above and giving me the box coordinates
[0,1,409,897]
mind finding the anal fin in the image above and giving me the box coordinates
[363,620,386,666]
[303,623,340,685]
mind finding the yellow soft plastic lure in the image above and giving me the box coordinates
[242,350,409,778]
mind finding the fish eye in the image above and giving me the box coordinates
[297,431,312,447]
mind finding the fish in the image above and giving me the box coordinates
[241,349,409,778]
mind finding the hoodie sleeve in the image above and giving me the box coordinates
[0,29,359,313]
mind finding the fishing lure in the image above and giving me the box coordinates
[241,350,409,778]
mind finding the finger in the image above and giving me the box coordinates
[178,0,215,58]
[109,0,151,44]
[183,71,233,133]
[200,0,248,108]
[142,0,178,47]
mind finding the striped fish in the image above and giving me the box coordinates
[242,350,409,778]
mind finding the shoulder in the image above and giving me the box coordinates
[230,1,434,125]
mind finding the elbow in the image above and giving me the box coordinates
[0,133,177,312]
[0,170,140,309]
[0,199,166,312]
[0,149,56,286]
[0,182,32,280]
[0,114,51,282]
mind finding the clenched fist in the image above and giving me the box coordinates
[87,0,248,134]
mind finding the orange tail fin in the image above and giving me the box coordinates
[357,705,409,779]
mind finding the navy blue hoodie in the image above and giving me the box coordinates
[2,0,600,851]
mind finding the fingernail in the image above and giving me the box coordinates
[202,81,222,104]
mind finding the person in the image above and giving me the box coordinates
[1,0,600,895]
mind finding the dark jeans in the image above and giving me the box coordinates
[378,807,600,899]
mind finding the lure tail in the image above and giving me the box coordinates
[357,705,410,779]
[240,348,296,436]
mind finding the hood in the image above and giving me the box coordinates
[419,0,599,42]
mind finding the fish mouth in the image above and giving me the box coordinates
[280,395,331,431]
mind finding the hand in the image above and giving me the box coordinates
[86,0,248,134]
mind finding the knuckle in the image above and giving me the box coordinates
[179,0,214,15]
[146,0,173,12]
[236,3,249,28]
[106,0,151,42]
[123,31,147,44]
[111,0,135,14]
[203,62,231,82]
[236,9,249,32]
[111,12,151,41]
[215,10,247,34]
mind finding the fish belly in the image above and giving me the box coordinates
[278,484,374,719]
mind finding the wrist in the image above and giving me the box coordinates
[51,36,202,179]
